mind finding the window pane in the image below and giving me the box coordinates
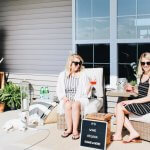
[138,0,150,15]
[76,0,91,18]
[118,0,136,16]
[118,16,136,39]
[137,15,150,39]
[93,18,110,39]
[84,64,94,68]
[118,44,137,63]
[77,44,93,63]
[118,64,136,82]
[93,0,109,17]
[76,19,92,40]
[138,44,150,58]
[94,64,110,84]
[94,44,110,63]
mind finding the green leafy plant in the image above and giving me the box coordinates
[130,62,137,78]
[129,80,137,86]
[0,82,21,109]
[129,62,138,86]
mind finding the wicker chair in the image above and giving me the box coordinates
[130,121,150,141]
[57,68,105,130]
[129,114,150,141]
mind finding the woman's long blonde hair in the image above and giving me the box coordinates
[65,54,84,76]
[137,52,150,78]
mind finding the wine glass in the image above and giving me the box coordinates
[90,76,97,98]
[117,78,127,91]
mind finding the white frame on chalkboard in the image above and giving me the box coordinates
[80,119,108,150]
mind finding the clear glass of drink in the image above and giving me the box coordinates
[90,76,97,98]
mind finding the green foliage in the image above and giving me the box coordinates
[129,80,137,86]
[0,82,21,109]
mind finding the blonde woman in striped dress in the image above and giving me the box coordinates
[113,52,150,143]
[57,54,89,140]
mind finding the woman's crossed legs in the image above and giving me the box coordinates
[113,102,140,142]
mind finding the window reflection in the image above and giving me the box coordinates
[93,18,110,39]
[137,0,150,15]
[93,0,109,17]
[76,0,91,18]
[76,0,110,40]
[137,16,150,39]
[118,0,136,16]
[117,0,150,39]
[76,19,92,40]
[118,44,137,63]
[118,64,136,82]
[118,16,136,39]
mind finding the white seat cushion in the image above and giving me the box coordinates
[85,68,103,98]
[129,113,150,123]
[84,98,103,115]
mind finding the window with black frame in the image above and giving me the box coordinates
[77,44,110,84]
[118,43,150,82]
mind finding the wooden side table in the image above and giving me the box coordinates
[106,90,137,97]
[0,72,5,89]
[106,90,138,113]
[85,113,112,145]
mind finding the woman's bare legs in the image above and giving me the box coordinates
[113,103,126,140]
[123,116,140,142]
[64,101,73,133]
[113,102,139,141]
[72,101,81,136]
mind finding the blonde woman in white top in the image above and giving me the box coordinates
[56,54,89,140]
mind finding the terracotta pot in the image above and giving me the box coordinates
[0,102,5,112]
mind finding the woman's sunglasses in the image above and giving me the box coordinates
[72,61,82,66]
[141,61,150,66]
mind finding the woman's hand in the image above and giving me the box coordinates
[121,100,134,106]
[62,97,69,103]
[124,83,134,92]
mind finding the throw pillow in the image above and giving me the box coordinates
[44,105,58,124]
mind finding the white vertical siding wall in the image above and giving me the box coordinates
[7,73,58,99]
[0,0,72,74]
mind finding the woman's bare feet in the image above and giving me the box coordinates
[72,130,80,140]
[111,133,122,141]
[61,129,72,138]
[123,132,141,143]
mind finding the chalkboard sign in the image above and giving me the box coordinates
[80,119,107,150]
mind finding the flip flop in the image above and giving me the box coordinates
[123,137,142,144]
[61,132,72,138]
[72,134,80,140]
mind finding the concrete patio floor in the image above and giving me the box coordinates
[0,110,150,150]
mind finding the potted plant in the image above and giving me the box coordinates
[0,90,5,112]
[0,82,21,110]
[129,62,137,86]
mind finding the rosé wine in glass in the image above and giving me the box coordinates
[90,81,96,85]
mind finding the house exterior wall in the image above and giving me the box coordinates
[0,0,72,74]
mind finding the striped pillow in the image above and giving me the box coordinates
[29,101,57,120]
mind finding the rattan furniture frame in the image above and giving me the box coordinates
[131,120,150,142]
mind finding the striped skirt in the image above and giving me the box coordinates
[125,102,150,116]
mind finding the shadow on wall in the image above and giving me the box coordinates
[0,27,6,71]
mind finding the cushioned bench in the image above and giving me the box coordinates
[129,113,150,141]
